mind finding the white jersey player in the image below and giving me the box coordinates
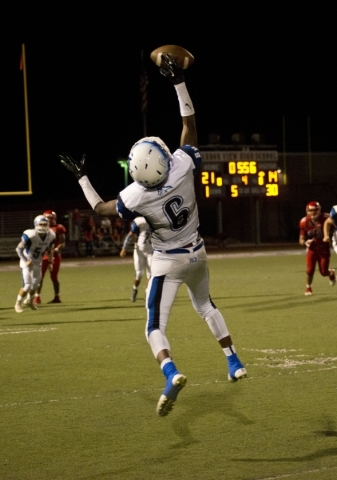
[120,216,153,302]
[14,215,55,313]
[323,204,337,252]
[60,53,247,417]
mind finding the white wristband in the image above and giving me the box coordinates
[78,176,104,210]
[174,82,195,117]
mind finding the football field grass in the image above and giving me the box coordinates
[1,250,337,479]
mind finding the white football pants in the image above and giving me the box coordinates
[145,242,229,358]
[133,248,152,281]
[21,263,42,291]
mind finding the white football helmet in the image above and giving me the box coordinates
[128,136,171,188]
[34,215,50,234]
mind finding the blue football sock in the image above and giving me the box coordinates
[162,360,179,380]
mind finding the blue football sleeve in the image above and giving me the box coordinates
[180,145,202,171]
[117,195,141,221]
[330,206,337,225]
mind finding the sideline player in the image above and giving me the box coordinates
[299,201,335,296]
[25,210,66,304]
[14,215,55,313]
[59,53,247,416]
[120,216,153,302]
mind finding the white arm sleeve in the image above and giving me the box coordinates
[78,176,104,210]
[174,82,195,116]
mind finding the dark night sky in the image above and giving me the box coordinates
[2,3,337,206]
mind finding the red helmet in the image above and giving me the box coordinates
[43,210,57,225]
[306,201,321,220]
[43,209,56,218]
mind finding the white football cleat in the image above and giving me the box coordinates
[15,302,23,313]
[156,373,187,417]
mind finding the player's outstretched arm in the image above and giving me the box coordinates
[160,54,198,147]
[59,153,87,179]
[181,115,197,148]
[95,200,118,216]
[59,153,118,216]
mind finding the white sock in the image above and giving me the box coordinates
[223,345,236,357]
[160,358,172,370]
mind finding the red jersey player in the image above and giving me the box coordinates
[299,201,335,295]
[35,210,66,304]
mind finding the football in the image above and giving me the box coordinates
[150,45,194,70]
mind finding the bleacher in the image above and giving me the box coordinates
[0,210,133,260]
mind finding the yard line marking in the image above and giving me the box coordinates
[0,327,57,335]
[244,348,301,353]
[256,465,337,479]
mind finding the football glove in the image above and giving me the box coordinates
[159,54,185,85]
[59,153,87,180]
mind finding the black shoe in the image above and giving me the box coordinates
[130,289,138,302]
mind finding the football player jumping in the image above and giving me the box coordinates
[14,215,56,313]
[299,201,335,296]
[60,53,247,416]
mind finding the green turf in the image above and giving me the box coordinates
[1,252,337,479]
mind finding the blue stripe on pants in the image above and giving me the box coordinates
[147,275,165,335]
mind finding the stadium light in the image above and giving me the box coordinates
[117,159,129,188]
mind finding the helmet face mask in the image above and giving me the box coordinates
[128,137,171,188]
[34,215,50,234]
[306,201,321,221]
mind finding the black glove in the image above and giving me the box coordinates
[159,54,185,85]
[59,153,87,180]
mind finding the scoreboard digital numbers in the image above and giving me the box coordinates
[200,150,279,198]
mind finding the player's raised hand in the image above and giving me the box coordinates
[59,153,87,180]
[159,54,185,85]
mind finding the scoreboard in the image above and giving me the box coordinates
[200,150,279,198]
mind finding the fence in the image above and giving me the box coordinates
[0,210,132,260]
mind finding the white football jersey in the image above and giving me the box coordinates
[117,146,201,251]
[17,229,56,268]
[131,217,153,253]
